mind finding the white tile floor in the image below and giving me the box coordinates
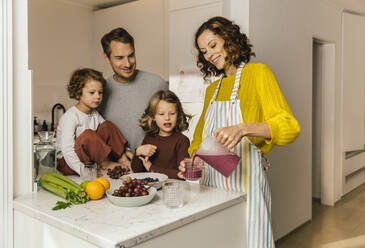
[276,183,365,248]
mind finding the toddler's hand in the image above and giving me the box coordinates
[100,161,120,176]
[118,153,132,172]
[125,150,134,160]
[136,144,157,157]
[139,156,152,171]
[177,159,187,179]
[177,154,204,179]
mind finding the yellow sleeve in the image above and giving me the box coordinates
[188,82,217,156]
[256,64,300,146]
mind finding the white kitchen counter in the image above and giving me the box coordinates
[13,181,246,248]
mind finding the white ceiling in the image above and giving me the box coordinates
[330,0,365,14]
[65,0,135,10]
[66,0,365,13]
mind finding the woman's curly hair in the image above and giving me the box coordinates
[67,68,107,99]
[140,90,192,136]
[194,16,255,80]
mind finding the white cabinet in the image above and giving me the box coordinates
[342,12,365,152]
[168,1,224,140]
[342,12,365,195]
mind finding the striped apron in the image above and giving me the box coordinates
[200,64,275,248]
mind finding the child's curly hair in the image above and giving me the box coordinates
[67,68,107,99]
[140,90,192,136]
[194,16,255,80]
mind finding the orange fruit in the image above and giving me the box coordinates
[95,177,110,190]
[85,181,105,200]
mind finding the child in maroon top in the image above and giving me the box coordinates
[131,90,191,179]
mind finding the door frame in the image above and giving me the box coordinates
[2,1,33,247]
[1,1,14,247]
[312,39,341,206]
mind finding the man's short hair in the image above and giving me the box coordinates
[101,27,135,58]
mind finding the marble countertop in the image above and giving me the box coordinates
[14,180,245,248]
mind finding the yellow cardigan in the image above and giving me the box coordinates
[189,63,300,155]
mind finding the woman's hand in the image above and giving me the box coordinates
[136,144,157,157]
[214,123,247,150]
[214,123,272,149]
[138,156,152,171]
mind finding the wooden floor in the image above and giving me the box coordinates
[276,183,365,248]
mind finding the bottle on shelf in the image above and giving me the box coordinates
[33,116,39,135]
[41,120,48,131]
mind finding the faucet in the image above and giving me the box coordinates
[51,103,66,131]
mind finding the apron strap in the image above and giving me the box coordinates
[230,63,245,102]
[210,76,223,103]
[210,62,246,105]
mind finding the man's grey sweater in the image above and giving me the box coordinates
[99,70,168,151]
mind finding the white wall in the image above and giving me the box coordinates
[92,0,167,80]
[249,0,343,239]
[29,0,94,125]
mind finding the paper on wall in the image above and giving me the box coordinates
[170,66,210,103]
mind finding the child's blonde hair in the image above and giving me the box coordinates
[140,90,192,136]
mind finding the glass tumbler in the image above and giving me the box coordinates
[80,163,97,181]
[184,158,203,181]
[162,180,184,208]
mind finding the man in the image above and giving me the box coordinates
[99,27,168,160]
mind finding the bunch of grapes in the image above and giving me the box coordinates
[112,176,149,197]
[107,166,129,179]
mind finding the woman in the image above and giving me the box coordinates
[178,17,300,247]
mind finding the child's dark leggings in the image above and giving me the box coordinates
[57,121,127,175]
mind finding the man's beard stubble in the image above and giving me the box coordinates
[113,67,138,83]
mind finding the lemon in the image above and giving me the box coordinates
[80,180,90,190]
[95,177,110,190]
[85,181,105,200]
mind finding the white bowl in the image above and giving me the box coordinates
[106,187,157,207]
[121,172,168,190]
